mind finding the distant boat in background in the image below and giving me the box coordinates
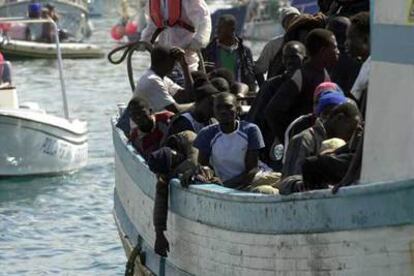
[211,0,319,41]
[87,0,102,17]
[0,19,88,176]
[0,38,104,59]
[0,0,93,40]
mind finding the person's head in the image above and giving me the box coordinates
[327,16,351,49]
[282,41,307,75]
[324,102,361,141]
[306,28,339,67]
[193,84,220,122]
[45,3,55,12]
[41,8,49,18]
[217,14,237,42]
[318,0,334,14]
[346,12,370,60]
[284,13,327,44]
[147,147,185,175]
[28,2,42,18]
[208,68,235,86]
[191,71,209,89]
[315,91,348,120]
[313,81,343,112]
[279,7,301,30]
[213,92,239,126]
[210,77,230,92]
[150,46,176,77]
[128,97,155,133]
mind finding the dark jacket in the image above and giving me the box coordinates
[203,37,256,91]
[152,131,198,232]
[265,64,331,144]
[282,119,327,177]
[328,0,370,17]
[328,49,362,95]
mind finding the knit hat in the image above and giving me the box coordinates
[280,6,301,25]
[28,3,42,15]
[314,82,344,103]
[316,91,347,116]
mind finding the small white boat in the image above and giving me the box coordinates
[242,0,284,40]
[0,0,92,40]
[0,18,88,176]
[87,0,103,17]
[0,38,104,59]
[112,0,414,275]
[242,0,319,41]
[0,97,88,176]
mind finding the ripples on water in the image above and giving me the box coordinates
[0,16,134,275]
[0,8,265,275]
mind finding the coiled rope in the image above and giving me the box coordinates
[107,40,152,92]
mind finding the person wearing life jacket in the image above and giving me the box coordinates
[140,0,212,71]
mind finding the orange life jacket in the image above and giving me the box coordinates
[149,0,195,33]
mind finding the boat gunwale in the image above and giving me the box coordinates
[0,111,88,137]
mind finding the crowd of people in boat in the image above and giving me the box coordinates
[116,0,369,256]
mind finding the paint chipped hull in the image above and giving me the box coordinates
[112,118,414,275]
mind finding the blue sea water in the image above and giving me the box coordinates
[0,16,138,275]
[0,6,265,275]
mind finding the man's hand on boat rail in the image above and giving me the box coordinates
[155,231,170,257]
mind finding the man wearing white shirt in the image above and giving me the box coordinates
[140,0,211,71]
[134,46,194,113]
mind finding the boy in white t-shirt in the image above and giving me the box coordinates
[194,93,280,193]
[134,46,194,113]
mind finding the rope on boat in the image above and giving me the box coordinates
[107,40,153,92]
[125,235,146,276]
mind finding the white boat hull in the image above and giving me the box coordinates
[0,109,87,176]
[0,39,104,59]
[112,119,414,276]
[242,20,283,41]
[0,0,90,39]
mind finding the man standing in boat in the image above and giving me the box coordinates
[140,0,212,72]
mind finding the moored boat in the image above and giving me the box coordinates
[213,0,319,41]
[0,102,88,176]
[0,38,104,59]
[0,18,88,176]
[0,0,92,40]
[112,0,414,275]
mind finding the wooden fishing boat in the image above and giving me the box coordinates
[0,38,104,59]
[0,0,92,40]
[112,0,414,274]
